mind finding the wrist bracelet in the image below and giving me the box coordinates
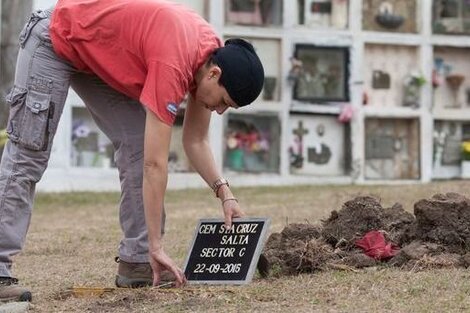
[211,178,229,198]
[222,198,238,205]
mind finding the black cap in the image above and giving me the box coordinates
[212,39,265,107]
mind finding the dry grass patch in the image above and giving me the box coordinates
[10,180,470,312]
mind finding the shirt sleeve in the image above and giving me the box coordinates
[140,61,188,126]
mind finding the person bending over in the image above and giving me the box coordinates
[0,0,264,302]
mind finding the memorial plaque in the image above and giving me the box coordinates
[183,217,270,284]
[372,70,391,89]
[366,135,395,159]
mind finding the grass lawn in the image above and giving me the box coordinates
[12,180,470,312]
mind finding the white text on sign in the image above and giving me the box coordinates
[198,223,259,235]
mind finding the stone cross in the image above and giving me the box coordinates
[293,121,309,157]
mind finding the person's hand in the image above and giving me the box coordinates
[149,245,187,287]
[222,198,245,229]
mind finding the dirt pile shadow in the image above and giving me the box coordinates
[262,193,470,276]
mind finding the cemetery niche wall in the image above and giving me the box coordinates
[365,118,420,180]
[363,44,422,108]
[433,120,470,179]
[433,0,470,35]
[71,107,115,169]
[224,37,282,107]
[249,38,282,103]
[169,109,194,173]
[71,106,193,173]
[177,0,208,19]
[294,0,349,29]
[35,0,470,191]
[362,0,418,33]
[224,113,281,174]
[288,114,350,176]
[293,45,350,103]
[433,47,470,112]
[225,0,283,26]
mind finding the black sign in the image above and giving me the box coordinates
[183,218,270,284]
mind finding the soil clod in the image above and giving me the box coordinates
[262,193,470,277]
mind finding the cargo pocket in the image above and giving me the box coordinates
[5,86,27,141]
[6,88,52,151]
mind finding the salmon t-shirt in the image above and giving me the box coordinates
[49,0,222,125]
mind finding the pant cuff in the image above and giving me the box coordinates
[0,263,12,277]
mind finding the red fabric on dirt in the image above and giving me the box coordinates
[355,230,399,260]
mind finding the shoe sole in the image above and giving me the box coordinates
[0,291,32,303]
[115,275,152,288]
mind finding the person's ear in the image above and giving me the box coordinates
[209,66,222,80]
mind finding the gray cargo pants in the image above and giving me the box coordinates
[0,10,161,278]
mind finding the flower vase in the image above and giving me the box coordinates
[461,160,470,179]
[403,84,420,108]
[446,74,465,108]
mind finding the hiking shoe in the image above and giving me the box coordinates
[0,277,32,302]
[115,257,175,288]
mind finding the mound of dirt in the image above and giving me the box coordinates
[262,193,470,277]
[262,224,334,275]
[407,193,470,253]
[321,196,414,249]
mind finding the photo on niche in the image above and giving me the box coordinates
[293,44,350,103]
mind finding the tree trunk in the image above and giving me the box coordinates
[1,0,33,128]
